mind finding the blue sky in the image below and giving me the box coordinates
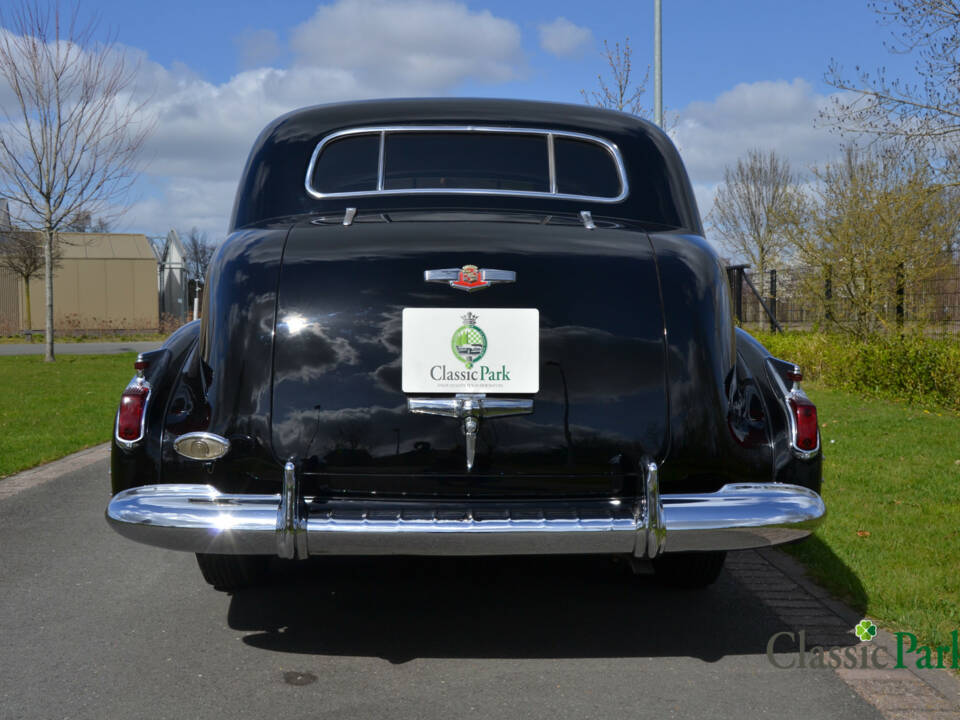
[1,0,921,240]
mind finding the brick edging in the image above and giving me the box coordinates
[731,547,960,717]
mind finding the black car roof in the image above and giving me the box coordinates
[229,98,702,234]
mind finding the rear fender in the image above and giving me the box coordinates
[734,328,822,493]
[110,321,200,494]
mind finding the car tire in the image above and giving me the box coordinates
[195,553,269,591]
[652,551,726,589]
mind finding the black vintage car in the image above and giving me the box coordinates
[107,98,824,591]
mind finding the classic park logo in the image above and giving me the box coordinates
[451,312,487,369]
[429,311,512,383]
[766,619,960,670]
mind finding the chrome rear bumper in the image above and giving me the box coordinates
[105,462,825,558]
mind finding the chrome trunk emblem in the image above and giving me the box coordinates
[424,265,516,292]
[407,393,533,471]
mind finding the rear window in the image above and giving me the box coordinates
[309,134,380,194]
[306,127,626,201]
[383,132,549,192]
[555,138,622,199]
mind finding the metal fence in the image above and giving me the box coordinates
[727,256,960,335]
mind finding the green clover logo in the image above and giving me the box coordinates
[855,619,877,641]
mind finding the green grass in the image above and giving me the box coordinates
[0,353,137,477]
[0,332,168,344]
[788,383,960,660]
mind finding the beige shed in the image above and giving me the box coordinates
[19,232,158,332]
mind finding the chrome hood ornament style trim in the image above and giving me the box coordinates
[424,265,516,292]
[407,393,533,470]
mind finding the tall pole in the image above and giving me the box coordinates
[654,0,663,128]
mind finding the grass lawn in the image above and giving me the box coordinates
[0,353,136,477]
[790,383,960,659]
[0,332,168,344]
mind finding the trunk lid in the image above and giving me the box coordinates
[271,213,668,498]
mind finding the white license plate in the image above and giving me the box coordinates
[401,308,539,393]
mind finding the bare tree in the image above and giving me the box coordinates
[709,150,801,283]
[0,2,151,361]
[581,38,650,116]
[0,227,60,335]
[821,1,960,179]
[183,227,216,282]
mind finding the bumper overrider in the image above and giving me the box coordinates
[105,461,825,558]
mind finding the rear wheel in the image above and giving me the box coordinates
[195,553,269,591]
[653,551,726,589]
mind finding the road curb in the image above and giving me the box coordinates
[754,547,960,717]
[0,443,110,501]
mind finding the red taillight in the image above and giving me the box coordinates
[117,385,149,441]
[789,396,818,452]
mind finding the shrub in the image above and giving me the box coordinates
[753,331,960,410]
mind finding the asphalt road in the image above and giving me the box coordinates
[0,458,884,720]
[0,341,161,356]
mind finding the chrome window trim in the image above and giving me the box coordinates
[114,376,151,450]
[304,125,629,203]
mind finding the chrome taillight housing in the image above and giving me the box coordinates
[788,395,819,453]
[766,357,820,459]
[115,355,151,448]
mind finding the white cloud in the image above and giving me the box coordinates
[69,0,524,238]
[672,78,855,242]
[674,78,846,184]
[234,29,282,70]
[290,0,523,92]
[538,17,593,58]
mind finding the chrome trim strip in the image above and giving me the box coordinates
[277,462,308,560]
[376,130,385,192]
[546,132,557,194]
[479,269,516,283]
[172,432,230,461]
[106,482,825,557]
[423,268,460,282]
[408,394,533,419]
[303,125,629,204]
[342,207,357,226]
[579,210,596,230]
[639,459,665,558]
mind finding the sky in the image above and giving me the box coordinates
[0,0,923,245]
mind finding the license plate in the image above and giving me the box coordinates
[402,308,539,393]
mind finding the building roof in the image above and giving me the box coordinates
[54,232,156,260]
[162,229,186,264]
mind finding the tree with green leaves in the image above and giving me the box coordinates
[781,145,957,335]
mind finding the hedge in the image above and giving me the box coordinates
[751,331,960,410]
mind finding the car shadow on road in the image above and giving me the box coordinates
[227,552,863,664]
